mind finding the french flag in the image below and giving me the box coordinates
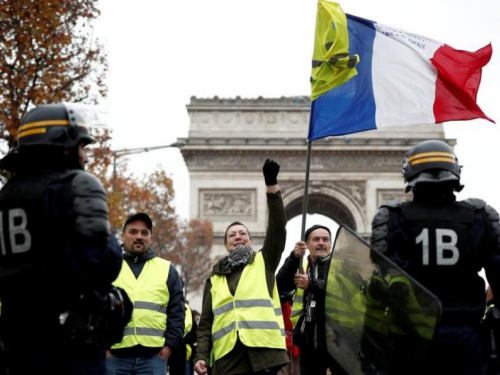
[308,13,494,141]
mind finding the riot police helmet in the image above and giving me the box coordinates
[16,103,94,149]
[402,140,462,192]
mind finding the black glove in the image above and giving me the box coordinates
[263,159,280,186]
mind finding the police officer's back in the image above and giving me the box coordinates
[0,104,130,374]
[371,140,500,375]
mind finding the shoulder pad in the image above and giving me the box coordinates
[70,172,110,238]
[381,200,403,209]
[371,207,393,254]
[372,207,390,227]
[463,198,487,210]
[485,204,500,222]
[485,204,500,241]
[474,202,500,252]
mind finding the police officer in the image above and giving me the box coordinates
[483,285,500,375]
[0,103,130,375]
[371,140,500,374]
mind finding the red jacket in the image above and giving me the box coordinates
[281,301,300,359]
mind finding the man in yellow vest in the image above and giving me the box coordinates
[276,225,347,375]
[194,159,289,375]
[106,213,185,375]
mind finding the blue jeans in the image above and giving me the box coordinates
[106,354,168,375]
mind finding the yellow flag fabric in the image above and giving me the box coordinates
[311,0,360,101]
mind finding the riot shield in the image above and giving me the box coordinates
[324,226,441,375]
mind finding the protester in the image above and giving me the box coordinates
[185,303,197,375]
[277,291,300,375]
[277,225,347,375]
[107,213,185,375]
[482,285,500,375]
[194,159,289,375]
[0,103,131,374]
[371,140,500,374]
[168,301,197,375]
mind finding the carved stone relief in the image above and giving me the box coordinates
[200,189,256,221]
[183,153,403,173]
[192,110,308,129]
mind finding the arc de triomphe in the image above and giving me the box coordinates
[178,96,452,257]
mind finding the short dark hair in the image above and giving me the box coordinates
[224,221,252,244]
[123,213,153,232]
[304,225,331,242]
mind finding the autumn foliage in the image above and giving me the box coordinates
[165,219,215,296]
[0,0,107,147]
[87,130,214,295]
[87,129,177,242]
[0,0,214,296]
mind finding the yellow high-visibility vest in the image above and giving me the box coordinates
[184,303,193,338]
[324,259,366,331]
[112,257,171,349]
[387,274,436,340]
[210,252,286,361]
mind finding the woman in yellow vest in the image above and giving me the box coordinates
[194,159,289,375]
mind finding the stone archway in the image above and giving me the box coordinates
[178,96,452,257]
[284,193,357,231]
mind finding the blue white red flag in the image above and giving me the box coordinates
[309,1,494,141]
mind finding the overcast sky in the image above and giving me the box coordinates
[95,0,500,252]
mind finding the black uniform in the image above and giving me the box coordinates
[0,103,129,375]
[372,193,500,374]
[0,166,123,374]
[371,139,500,374]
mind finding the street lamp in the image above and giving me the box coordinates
[111,140,186,191]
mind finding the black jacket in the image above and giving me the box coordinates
[277,251,331,349]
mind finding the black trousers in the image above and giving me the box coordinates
[168,345,187,375]
[299,346,347,375]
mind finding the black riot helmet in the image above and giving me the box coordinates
[402,140,463,193]
[16,103,94,149]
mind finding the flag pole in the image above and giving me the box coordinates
[299,140,312,274]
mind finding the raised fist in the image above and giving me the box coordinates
[262,159,280,186]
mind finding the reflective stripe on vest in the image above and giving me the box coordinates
[184,303,193,338]
[210,252,286,361]
[290,258,308,327]
[324,264,366,330]
[112,257,171,349]
[387,275,436,340]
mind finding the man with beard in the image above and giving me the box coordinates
[106,213,185,375]
[277,225,347,375]
[194,159,289,375]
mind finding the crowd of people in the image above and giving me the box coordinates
[0,103,499,375]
